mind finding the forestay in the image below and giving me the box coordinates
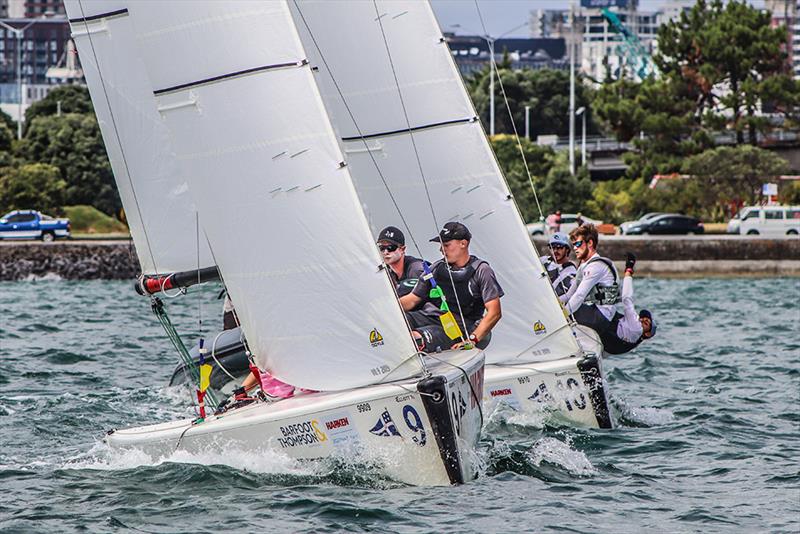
[290,0,581,364]
[109,1,421,391]
[65,0,213,275]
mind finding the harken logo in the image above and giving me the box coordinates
[369,328,384,347]
[533,321,547,335]
[369,409,401,437]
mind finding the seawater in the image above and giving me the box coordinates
[0,278,798,533]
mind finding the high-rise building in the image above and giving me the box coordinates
[0,16,79,121]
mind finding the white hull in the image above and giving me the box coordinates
[483,326,613,429]
[106,350,485,486]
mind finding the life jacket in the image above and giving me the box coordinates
[600,312,643,355]
[393,255,423,297]
[430,256,487,325]
[576,255,620,306]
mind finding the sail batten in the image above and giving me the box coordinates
[291,0,581,364]
[72,0,422,391]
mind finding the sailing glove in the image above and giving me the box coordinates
[625,252,636,273]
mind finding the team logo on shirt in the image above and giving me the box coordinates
[369,328,384,347]
[533,321,547,335]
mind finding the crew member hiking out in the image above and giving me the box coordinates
[376,226,424,296]
[597,253,657,354]
[540,232,577,297]
[560,223,619,335]
[399,222,503,352]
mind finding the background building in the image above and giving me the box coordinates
[445,33,567,75]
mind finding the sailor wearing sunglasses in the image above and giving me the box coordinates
[376,226,425,297]
[559,223,620,334]
[540,232,577,297]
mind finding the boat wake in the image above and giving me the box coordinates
[611,395,675,427]
[62,439,415,489]
[528,437,596,477]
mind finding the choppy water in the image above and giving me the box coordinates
[0,278,798,533]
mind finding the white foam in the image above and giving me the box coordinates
[528,437,596,477]
[23,272,63,281]
[64,440,317,477]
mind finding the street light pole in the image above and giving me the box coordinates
[568,5,576,176]
[524,105,530,139]
[576,106,586,166]
[0,19,37,140]
[488,37,495,136]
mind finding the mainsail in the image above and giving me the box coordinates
[66,0,422,391]
[289,0,581,364]
[66,0,213,275]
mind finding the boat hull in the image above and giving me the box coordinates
[482,325,613,429]
[483,354,612,429]
[107,350,484,486]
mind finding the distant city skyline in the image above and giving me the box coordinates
[430,0,767,38]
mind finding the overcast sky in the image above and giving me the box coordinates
[429,0,765,38]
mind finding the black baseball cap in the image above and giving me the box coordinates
[639,309,657,336]
[430,221,472,243]
[377,226,405,246]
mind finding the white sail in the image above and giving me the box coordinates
[65,0,213,275]
[290,0,580,364]
[100,0,421,391]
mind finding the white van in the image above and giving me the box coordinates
[727,205,800,236]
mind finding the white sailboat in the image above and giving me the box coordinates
[66,0,485,485]
[288,0,612,428]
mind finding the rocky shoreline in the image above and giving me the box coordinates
[0,237,798,280]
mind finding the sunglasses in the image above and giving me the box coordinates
[378,244,399,252]
[572,240,584,249]
[550,244,569,250]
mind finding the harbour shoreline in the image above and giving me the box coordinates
[0,238,797,280]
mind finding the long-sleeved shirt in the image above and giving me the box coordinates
[559,252,616,320]
[616,275,643,342]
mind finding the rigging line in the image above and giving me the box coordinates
[291,1,432,365]
[290,1,424,259]
[424,351,484,428]
[371,0,468,342]
[202,231,252,359]
[473,1,544,224]
[473,2,584,338]
[196,212,202,338]
[210,330,237,380]
[74,0,160,277]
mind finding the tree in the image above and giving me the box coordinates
[0,163,65,214]
[657,0,791,145]
[682,145,789,209]
[594,77,711,180]
[469,66,597,138]
[490,135,593,222]
[24,85,94,133]
[16,113,119,216]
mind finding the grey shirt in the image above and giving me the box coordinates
[412,256,504,309]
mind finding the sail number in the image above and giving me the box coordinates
[528,378,587,411]
[357,402,371,413]
[450,390,468,435]
[402,405,426,446]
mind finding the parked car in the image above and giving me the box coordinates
[619,212,666,235]
[624,214,704,235]
[0,210,71,241]
[727,205,800,236]
[526,213,603,236]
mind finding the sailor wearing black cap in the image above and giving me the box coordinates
[597,254,657,355]
[399,222,504,352]
[376,226,425,297]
